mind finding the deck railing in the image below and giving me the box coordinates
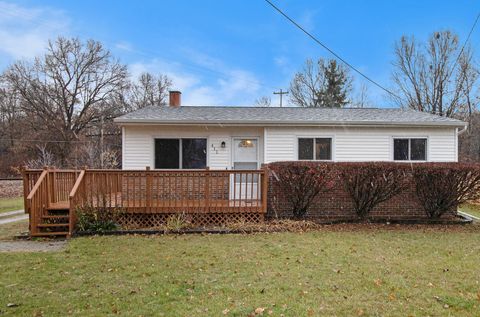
[47,169,80,205]
[25,167,268,235]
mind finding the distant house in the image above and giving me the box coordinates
[114,91,467,170]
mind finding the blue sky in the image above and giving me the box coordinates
[0,0,478,106]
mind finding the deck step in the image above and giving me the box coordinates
[47,207,69,211]
[31,232,69,237]
[37,223,69,228]
[42,215,69,220]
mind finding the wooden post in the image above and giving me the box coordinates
[146,166,151,212]
[20,166,28,214]
[261,165,268,214]
[51,167,57,204]
[205,167,210,213]
[20,166,31,234]
[43,166,50,208]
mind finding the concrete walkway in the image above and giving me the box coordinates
[0,215,28,225]
[0,209,24,217]
[458,210,480,221]
[0,240,66,252]
[0,210,28,225]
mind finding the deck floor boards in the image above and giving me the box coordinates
[53,198,263,213]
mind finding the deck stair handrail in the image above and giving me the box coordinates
[26,169,49,236]
[68,170,86,235]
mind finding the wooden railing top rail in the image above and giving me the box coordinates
[24,169,80,173]
[69,170,86,199]
[24,168,266,174]
[85,169,265,173]
[26,169,48,200]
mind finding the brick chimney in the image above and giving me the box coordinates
[169,91,181,107]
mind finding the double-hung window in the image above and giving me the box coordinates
[393,138,427,161]
[298,138,332,160]
[154,138,207,169]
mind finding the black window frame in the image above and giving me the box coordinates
[297,137,333,161]
[154,138,207,169]
[393,137,427,161]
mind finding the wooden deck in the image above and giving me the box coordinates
[23,168,268,236]
[52,198,261,213]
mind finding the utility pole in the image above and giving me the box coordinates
[273,89,289,107]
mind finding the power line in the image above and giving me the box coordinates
[0,138,93,143]
[263,0,400,99]
[453,12,480,70]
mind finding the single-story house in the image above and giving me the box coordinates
[114,91,467,170]
[24,92,470,237]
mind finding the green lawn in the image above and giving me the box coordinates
[1,225,480,316]
[460,203,480,219]
[0,219,28,240]
[0,197,23,214]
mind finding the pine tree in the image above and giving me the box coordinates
[317,60,350,107]
[290,58,352,108]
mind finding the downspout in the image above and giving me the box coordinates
[457,124,468,136]
[456,124,468,162]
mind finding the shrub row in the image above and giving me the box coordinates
[267,161,480,220]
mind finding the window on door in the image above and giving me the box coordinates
[393,138,427,161]
[232,138,258,183]
[154,138,207,169]
[298,138,332,160]
[233,138,258,170]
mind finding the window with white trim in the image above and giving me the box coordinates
[393,138,427,161]
[154,138,207,169]
[298,138,332,160]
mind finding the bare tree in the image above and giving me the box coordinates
[391,31,479,118]
[79,142,119,169]
[129,72,172,110]
[4,37,128,165]
[351,83,371,108]
[459,111,480,161]
[25,144,57,169]
[290,58,352,108]
[0,79,22,146]
[255,96,272,107]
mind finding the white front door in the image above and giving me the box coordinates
[230,138,259,201]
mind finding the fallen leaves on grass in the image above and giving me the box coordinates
[0,180,22,199]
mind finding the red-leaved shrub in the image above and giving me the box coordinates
[269,162,333,219]
[338,163,409,219]
[412,163,480,218]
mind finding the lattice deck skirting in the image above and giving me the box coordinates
[116,212,264,229]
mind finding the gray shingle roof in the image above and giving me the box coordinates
[114,106,467,127]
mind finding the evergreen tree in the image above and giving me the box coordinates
[290,58,352,108]
[318,60,350,107]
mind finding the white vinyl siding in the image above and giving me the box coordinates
[122,126,263,170]
[122,127,152,169]
[122,125,459,169]
[264,126,458,163]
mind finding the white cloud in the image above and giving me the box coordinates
[128,51,263,106]
[0,1,69,61]
[114,41,134,53]
[130,59,201,93]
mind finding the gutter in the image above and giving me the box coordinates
[113,120,467,129]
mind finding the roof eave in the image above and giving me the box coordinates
[113,118,467,128]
